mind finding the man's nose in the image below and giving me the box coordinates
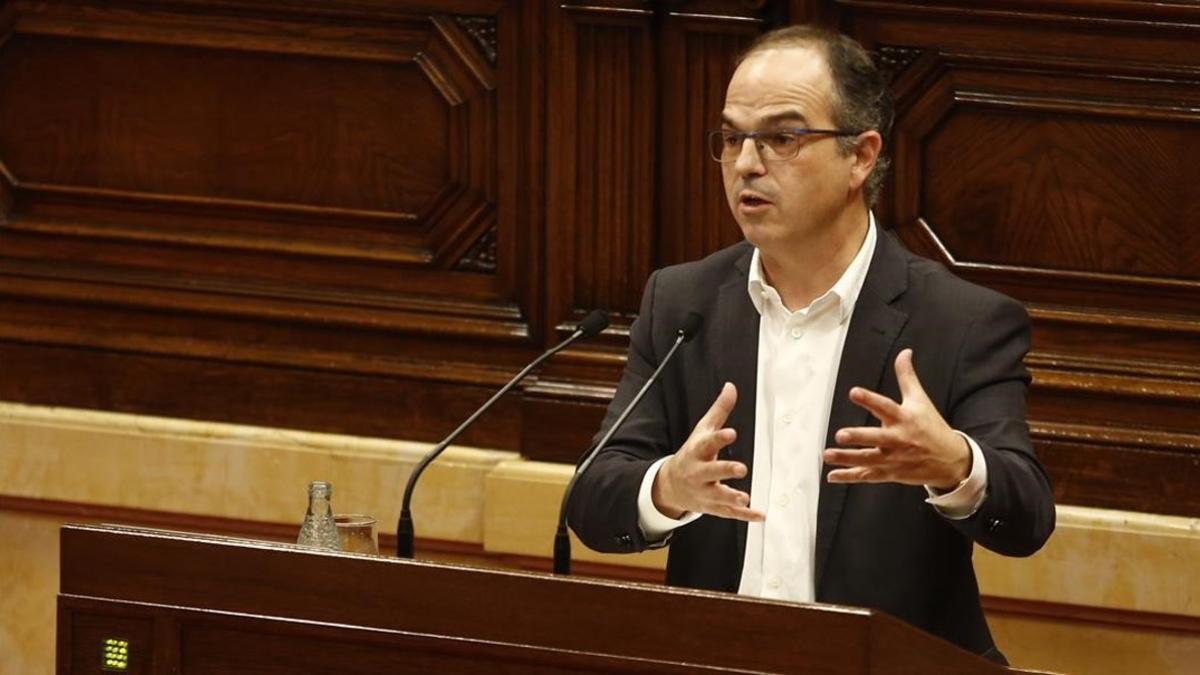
[733,138,766,176]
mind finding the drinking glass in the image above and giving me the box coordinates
[334,514,378,554]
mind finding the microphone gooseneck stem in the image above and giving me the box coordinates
[553,331,691,575]
[397,326,590,559]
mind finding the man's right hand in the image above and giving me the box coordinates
[651,382,765,522]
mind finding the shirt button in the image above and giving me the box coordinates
[790,327,804,339]
[768,577,781,590]
[782,413,794,425]
[777,494,790,508]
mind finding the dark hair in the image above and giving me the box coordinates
[736,25,894,207]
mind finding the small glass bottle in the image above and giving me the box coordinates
[297,480,341,550]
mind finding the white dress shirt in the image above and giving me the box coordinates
[635,214,988,604]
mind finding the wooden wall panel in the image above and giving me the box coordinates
[0,36,451,214]
[0,4,499,282]
[0,0,538,446]
[545,2,656,328]
[810,0,1200,515]
[657,11,761,268]
[521,0,771,460]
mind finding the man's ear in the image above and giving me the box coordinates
[848,130,883,192]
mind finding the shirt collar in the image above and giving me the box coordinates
[747,212,877,324]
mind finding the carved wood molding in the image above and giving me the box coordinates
[454,15,497,64]
[454,225,498,273]
[1028,307,1200,379]
[1031,420,1200,456]
[0,317,528,387]
[10,184,428,262]
[1031,368,1200,405]
[871,44,923,83]
[651,0,773,15]
[0,159,13,222]
[834,0,1200,26]
[0,265,524,340]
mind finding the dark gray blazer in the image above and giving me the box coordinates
[567,230,1055,663]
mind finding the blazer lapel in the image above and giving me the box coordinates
[814,231,910,594]
[715,246,759,571]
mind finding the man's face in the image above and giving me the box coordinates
[720,45,862,253]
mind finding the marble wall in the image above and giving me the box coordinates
[1,402,1196,674]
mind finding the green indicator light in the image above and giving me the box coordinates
[101,638,129,671]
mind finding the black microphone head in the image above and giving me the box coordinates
[577,309,610,338]
[679,312,704,342]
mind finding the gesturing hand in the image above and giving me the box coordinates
[823,349,971,491]
[652,382,765,522]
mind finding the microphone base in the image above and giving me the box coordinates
[396,514,415,558]
[552,529,571,575]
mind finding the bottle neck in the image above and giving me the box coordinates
[307,495,332,516]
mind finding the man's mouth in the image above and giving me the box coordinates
[738,192,772,210]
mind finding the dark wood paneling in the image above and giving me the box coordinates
[0,0,541,446]
[1,0,1197,518]
[0,5,500,275]
[823,0,1200,517]
[178,620,721,674]
[544,1,657,337]
[924,112,1195,279]
[657,9,762,268]
[15,496,1198,653]
[59,525,1013,674]
[0,36,449,214]
[524,1,771,460]
[0,340,524,449]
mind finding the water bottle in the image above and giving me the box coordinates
[297,480,341,550]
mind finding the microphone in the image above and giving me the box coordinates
[553,311,704,574]
[397,309,609,558]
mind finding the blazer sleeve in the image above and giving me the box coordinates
[944,294,1055,556]
[566,269,678,554]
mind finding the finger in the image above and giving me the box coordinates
[714,504,766,522]
[827,466,889,483]
[894,349,928,403]
[849,387,902,424]
[834,426,900,449]
[688,427,737,462]
[702,486,763,522]
[693,460,748,484]
[823,447,886,468]
[694,483,749,511]
[711,483,751,506]
[697,382,738,431]
[695,485,755,520]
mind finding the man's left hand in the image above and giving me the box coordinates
[824,348,970,490]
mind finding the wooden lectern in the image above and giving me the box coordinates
[58,524,1036,674]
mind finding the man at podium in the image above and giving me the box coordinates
[567,24,1055,665]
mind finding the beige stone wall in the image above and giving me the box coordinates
[2,402,1197,674]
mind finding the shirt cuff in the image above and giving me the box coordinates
[924,431,988,520]
[638,456,702,543]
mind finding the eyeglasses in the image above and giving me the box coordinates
[707,127,863,163]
